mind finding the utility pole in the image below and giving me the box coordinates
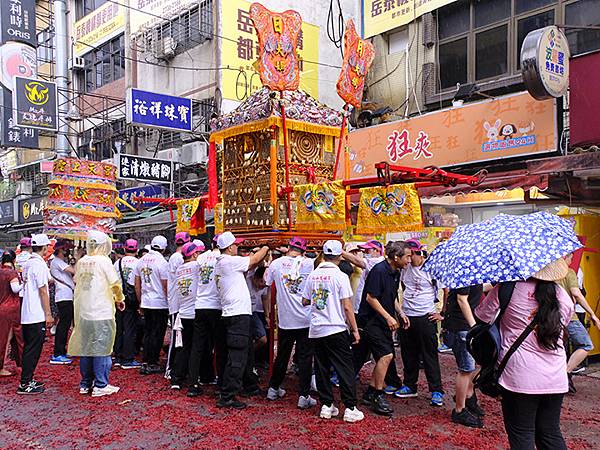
[54,0,70,157]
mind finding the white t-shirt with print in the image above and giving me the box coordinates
[114,255,137,286]
[16,250,31,297]
[302,262,353,339]
[265,255,314,329]
[175,261,200,319]
[21,253,51,325]
[401,263,437,317]
[354,255,384,313]
[195,250,221,310]
[133,250,169,309]
[247,271,268,313]
[215,254,251,317]
[50,257,75,302]
[167,251,184,315]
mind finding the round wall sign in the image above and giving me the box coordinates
[521,26,570,100]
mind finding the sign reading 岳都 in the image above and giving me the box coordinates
[12,76,58,131]
[73,1,125,57]
[126,88,192,132]
[116,154,173,184]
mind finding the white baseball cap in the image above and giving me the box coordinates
[31,233,51,246]
[151,235,168,250]
[217,231,244,250]
[192,239,206,251]
[323,240,343,256]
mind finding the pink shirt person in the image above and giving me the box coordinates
[475,280,574,395]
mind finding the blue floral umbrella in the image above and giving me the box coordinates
[422,211,582,289]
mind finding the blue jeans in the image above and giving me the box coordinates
[567,320,594,352]
[444,330,476,373]
[80,356,112,389]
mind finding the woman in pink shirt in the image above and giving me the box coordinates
[475,258,573,450]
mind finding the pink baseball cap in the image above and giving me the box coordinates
[405,238,424,251]
[124,239,139,252]
[175,232,191,245]
[358,240,383,252]
[19,237,32,247]
[289,236,307,252]
[181,242,201,257]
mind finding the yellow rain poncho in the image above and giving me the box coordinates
[68,231,124,357]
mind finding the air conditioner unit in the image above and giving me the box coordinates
[180,141,208,165]
[70,57,85,71]
[16,181,33,196]
[156,36,178,60]
[155,148,178,161]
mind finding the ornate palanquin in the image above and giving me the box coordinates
[209,88,342,243]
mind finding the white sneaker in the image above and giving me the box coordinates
[92,384,120,397]
[297,395,317,409]
[343,407,365,423]
[266,387,286,400]
[319,404,339,419]
[79,387,90,395]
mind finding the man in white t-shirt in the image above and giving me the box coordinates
[396,239,444,406]
[302,240,364,423]
[265,236,317,409]
[18,234,53,395]
[170,242,204,390]
[165,232,191,378]
[214,231,269,409]
[49,239,76,365]
[187,237,224,397]
[113,239,141,369]
[16,237,32,275]
[134,235,169,375]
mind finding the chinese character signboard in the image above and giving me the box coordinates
[126,88,192,132]
[118,184,165,211]
[18,195,47,223]
[130,0,198,34]
[362,0,457,38]
[521,26,570,100]
[344,92,557,177]
[0,0,36,47]
[73,2,125,57]
[0,200,14,224]
[13,76,58,131]
[221,0,319,101]
[117,154,173,184]
[336,19,375,108]
[1,85,38,147]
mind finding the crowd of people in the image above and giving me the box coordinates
[0,230,598,443]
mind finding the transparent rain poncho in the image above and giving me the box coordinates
[68,231,124,357]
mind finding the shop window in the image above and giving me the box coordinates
[517,10,555,68]
[76,0,107,20]
[515,0,556,14]
[439,38,468,89]
[476,25,508,80]
[438,0,470,39]
[82,34,125,93]
[565,0,600,56]
[474,0,510,28]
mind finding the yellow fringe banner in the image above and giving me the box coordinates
[356,183,424,235]
[294,180,346,232]
[48,178,118,192]
[46,206,119,219]
[210,117,341,142]
[214,202,224,234]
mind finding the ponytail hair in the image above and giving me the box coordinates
[534,280,563,350]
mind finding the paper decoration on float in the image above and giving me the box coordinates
[356,183,423,234]
[249,2,303,92]
[44,158,119,239]
[294,180,346,231]
[336,19,375,108]
[176,198,206,235]
[214,202,224,234]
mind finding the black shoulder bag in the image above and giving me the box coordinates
[467,282,538,398]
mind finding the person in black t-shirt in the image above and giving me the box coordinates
[443,284,485,428]
[358,241,412,416]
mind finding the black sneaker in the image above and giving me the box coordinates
[452,408,483,428]
[241,387,262,398]
[568,373,577,394]
[31,380,45,388]
[147,364,163,374]
[187,384,203,398]
[217,397,247,409]
[466,394,485,418]
[372,394,393,416]
[17,381,45,395]
[139,363,150,375]
[362,389,376,406]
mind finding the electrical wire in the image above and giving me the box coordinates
[326,0,345,58]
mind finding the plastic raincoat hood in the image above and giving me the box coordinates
[68,231,124,357]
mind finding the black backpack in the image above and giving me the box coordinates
[466,282,538,398]
[118,258,139,310]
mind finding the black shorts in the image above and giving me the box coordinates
[364,319,394,361]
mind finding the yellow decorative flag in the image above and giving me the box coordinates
[356,183,423,234]
[214,202,224,234]
[294,181,346,231]
[176,198,200,234]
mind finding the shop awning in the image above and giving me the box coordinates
[115,210,177,234]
